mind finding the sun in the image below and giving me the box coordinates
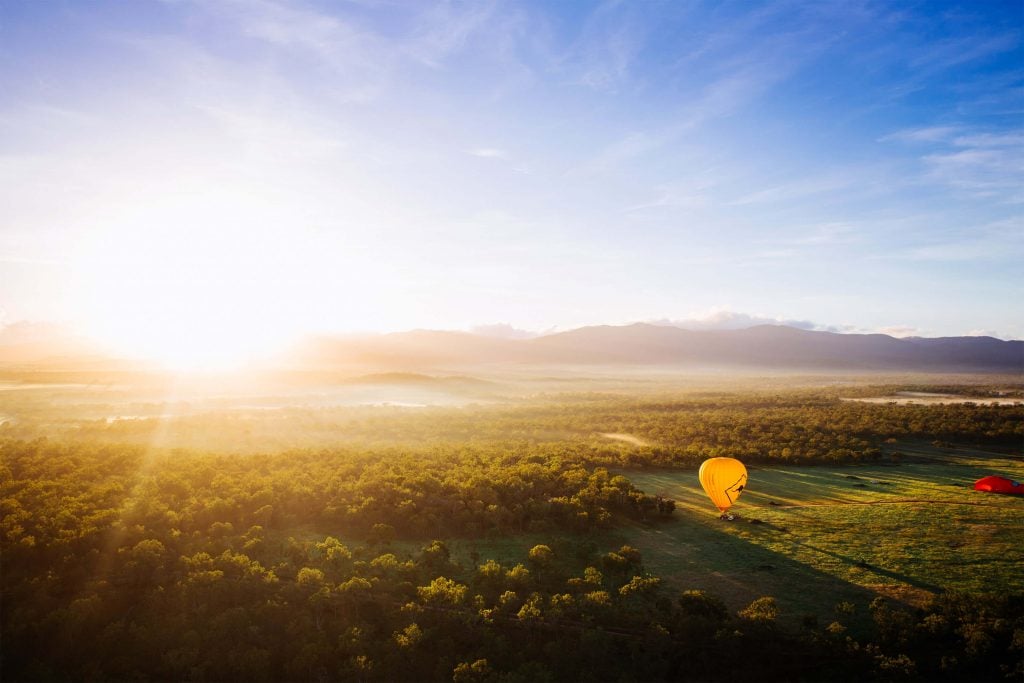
[81,284,299,373]
[91,313,290,373]
[71,195,315,372]
[66,176,416,369]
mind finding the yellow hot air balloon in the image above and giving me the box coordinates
[699,457,748,517]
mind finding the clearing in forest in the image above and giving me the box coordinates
[616,444,1022,627]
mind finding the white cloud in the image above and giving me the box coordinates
[469,323,537,340]
[876,325,920,338]
[643,312,962,340]
[647,310,824,332]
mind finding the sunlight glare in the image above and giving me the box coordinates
[72,190,319,371]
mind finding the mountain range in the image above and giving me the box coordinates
[1,322,1020,373]
[293,324,1023,373]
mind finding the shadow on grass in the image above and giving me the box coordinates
[531,459,1023,631]
[618,464,1011,628]
[794,540,943,593]
[618,509,882,632]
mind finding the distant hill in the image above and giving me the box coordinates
[3,322,1020,373]
[289,331,524,368]
[288,323,1023,373]
[0,321,134,370]
[530,324,1023,371]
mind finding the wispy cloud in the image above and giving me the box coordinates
[762,222,861,248]
[683,62,790,125]
[730,173,856,206]
[901,217,1024,262]
[624,190,708,213]
[881,118,1024,203]
[909,31,1020,72]
[906,241,1010,262]
[922,143,1023,201]
[405,0,499,68]
[192,0,393,102]
[468,147,509,160]
[575,130,664,175]
[548,1,649,93]
[881,125,960,143]
[571,3,857,177]
[197,104,347,162]
[572,66,790,176]
[577,26,644,92]
[469,323,537,339]
[952,132,1024,148]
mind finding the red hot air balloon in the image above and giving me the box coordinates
[974,476,1024,495]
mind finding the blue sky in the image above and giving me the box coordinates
[1,0,1022,359]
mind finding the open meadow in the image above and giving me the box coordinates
[620,444,1024,619]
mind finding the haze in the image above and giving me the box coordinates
[1,1,1022,370]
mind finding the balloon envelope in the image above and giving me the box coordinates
[974,475,1024,495]
[699,457,748,512]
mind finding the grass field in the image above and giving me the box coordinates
[612,442,1023,625]
[400,442,1024,631]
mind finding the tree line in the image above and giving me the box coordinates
[3,390,1020,465]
